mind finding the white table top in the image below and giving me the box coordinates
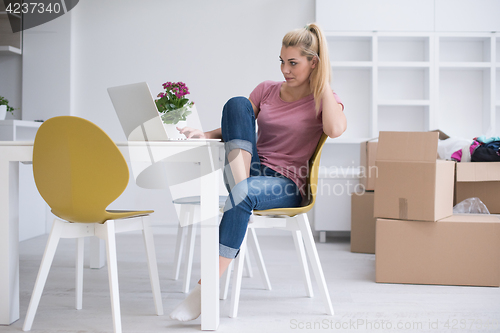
[0,140,223,146]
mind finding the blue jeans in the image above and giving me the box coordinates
[219,97,302,259]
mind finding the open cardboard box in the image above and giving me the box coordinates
[374,131,455,222]
[455,162,500,214]
[359,130,449,192]
[376,214,500,287]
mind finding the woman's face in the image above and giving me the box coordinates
[280,45,317,88]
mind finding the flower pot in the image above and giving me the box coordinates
[0,105,6,120]
[164,120,187,139]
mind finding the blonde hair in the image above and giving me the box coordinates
[282,23,331,113]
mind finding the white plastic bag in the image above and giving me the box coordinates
[437,137,472,160]
[452,197,490,214]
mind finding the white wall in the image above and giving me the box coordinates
[22,11,72,120]
[20,0,316,235]
[70,0,315,139]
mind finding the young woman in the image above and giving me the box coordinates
[170,23,346,321]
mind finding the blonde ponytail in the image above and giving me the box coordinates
[282,23,331,114]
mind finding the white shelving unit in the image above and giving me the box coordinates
[328,31,438,138]
[316,0,500,233]
[0,45,21,54]
[0,3,22,123]
[327,31,500,140]
[0,6,22,54]
[437,33,497,139]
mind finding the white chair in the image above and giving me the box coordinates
[172,196,272,295]
[226,133,333,318]
[132,152,271,295]
[23,116,163,333]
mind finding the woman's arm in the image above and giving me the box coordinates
[204,128,222,139]
[178,126,222,139]
[249,99,260,118]
[321,88,346,138]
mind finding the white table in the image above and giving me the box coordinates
[0,140,222,330]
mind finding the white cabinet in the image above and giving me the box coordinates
[313,141,362,234]
[435,0,500,32]
[314,167,361,233]
[316,0,435,32]
[317,0,500,33]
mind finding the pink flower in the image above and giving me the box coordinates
[156,81,194,113]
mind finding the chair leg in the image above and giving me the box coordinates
[220,261,233,300]
[23,219,64,331]
[247,227,271,291]
[96,220,122,333]
[141,217,164,316]
[182,206,197,293]
[75,237,85,310]
[173,205,188,280]
[229,231,248,318]
[292,230,313,297]
[296,214,334,316]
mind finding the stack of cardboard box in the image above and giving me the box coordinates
[373,131,500,287]
[351,130,451,254]
[351,129,455,254]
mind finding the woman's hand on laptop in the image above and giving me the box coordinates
[177,126,206,139]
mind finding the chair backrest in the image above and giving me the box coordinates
[33,116,130,223]
[304,132,329,207]
[253,132,329,217]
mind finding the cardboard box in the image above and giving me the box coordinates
[359,139,378,191]
[455,162,500,214]
[430,129,450,141]
[359,130,447,192]
[350,191,376,254]
[374,131,455,221]
[376,214,500,287]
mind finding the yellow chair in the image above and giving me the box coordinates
[226,133,334,317]
[23,116,163,333]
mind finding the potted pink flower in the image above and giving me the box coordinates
[155,82,194,139]
[155,81,194,124]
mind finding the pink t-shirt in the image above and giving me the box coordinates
[249,80,343,198]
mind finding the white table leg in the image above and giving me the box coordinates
[0,161,20,324]
[200,145,219,330]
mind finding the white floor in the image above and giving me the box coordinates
[2,231,499,333]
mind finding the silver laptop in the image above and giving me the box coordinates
[107,82,220,142]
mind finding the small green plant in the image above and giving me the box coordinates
[0,96,15,113]
[155,82,194,124]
